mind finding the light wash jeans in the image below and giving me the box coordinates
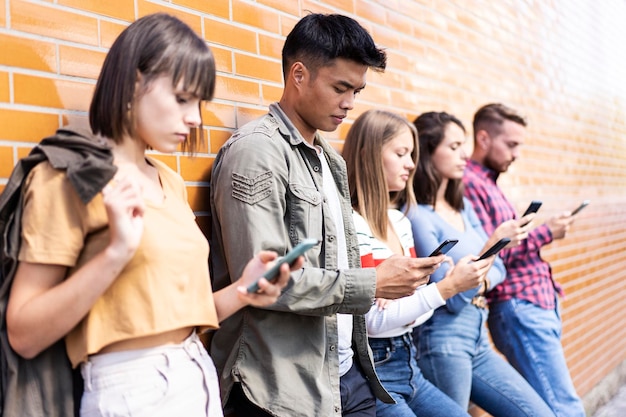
[80,332,222,417]
[369,333,470,417]
[488,298,586,417]
[414,305,556,417]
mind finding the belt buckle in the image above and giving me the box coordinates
[471,295,487,309]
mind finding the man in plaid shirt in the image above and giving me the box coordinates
[463,103,585,417]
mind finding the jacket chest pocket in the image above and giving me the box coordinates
[287,183,323,244]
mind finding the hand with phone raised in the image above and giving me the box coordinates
[519,200,542,227]
[374,254,445,299]
[436,237,509,299]
[437,239,509,299]
[489,218,529,249]
[436,253,491,300]
[546,200,589,240]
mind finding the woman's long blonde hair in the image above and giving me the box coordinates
[343,109,418,241]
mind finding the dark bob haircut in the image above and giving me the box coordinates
[89,13,216,153]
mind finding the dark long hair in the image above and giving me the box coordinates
[89,13,216,153]
[413,111,466,211]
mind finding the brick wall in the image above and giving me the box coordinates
[1,1,625,416]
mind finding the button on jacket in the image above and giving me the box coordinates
[209,103,393,416]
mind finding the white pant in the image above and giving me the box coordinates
[80,332,223,417]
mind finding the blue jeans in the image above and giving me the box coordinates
[340,361,376,417]
[488,298,586,417]
[414,305,556,417]
[369,333,469,417]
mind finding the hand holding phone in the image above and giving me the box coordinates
[571,200,590,216]
[247,238,319,293]
[476,237,511,261]
[429,239,459,257]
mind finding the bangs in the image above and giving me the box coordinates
[144,38,216,154]
[173,48,216,100]
[152,36,216,101]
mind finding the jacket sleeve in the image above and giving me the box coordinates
[210,133,375,317]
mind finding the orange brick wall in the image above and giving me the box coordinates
[1,1,625,415]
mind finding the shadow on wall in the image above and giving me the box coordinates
[192,109,221,240]
[0,44,66,194]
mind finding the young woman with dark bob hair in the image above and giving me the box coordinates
[4,13,299,417]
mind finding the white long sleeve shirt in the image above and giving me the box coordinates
[353,210,445,338]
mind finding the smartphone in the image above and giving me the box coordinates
[521,200,543,217]
[476,237,511,261]
[428,239,459,257]
[247,238,319,293]
[571,200,590,216]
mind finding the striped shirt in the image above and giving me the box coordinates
[355,209,416,266]
[463,159,563,310]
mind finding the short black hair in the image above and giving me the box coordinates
[282,13,386,79]
[89,13,216,152]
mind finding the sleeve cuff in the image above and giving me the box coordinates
[422,283,446,310]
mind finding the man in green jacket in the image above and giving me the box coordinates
[209,13,444,417]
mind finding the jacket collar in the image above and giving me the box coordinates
[268,102,336,156]
[36,126,117,204]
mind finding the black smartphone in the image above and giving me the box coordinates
[522,200,543,217]
[476,237,511,261]
[571,200,590,216]
[247,238,319,293]
[428,239,459,257]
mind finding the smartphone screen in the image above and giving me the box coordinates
[520,201,542,226]
[522,200,543,217]
[476,237,511,261]
[571,200,590,216]
[429,239,459,257]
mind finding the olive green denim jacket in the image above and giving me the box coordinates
[209,103,393,416]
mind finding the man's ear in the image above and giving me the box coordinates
[290,62,305,86]
[475,129,491,151]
